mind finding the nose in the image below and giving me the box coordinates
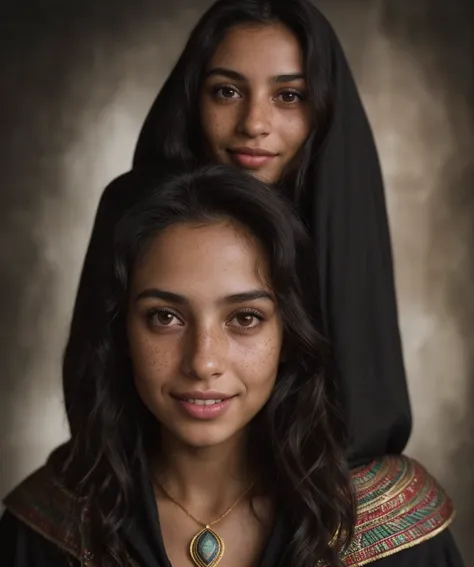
[237,97,271,138]
[181,325,227,380]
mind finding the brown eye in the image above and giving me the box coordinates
[215,86,240,99]
[236,314,256,327]
[277,91,303,104]
[156,312,174,325]
[228,310,264,330]
[148,309,183,327]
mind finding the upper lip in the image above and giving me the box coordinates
[229,147,277,157]
[173,391,234,400]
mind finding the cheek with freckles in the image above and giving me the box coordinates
[232,335,282,411]
[201,110,232,162]
[128,335,181,420]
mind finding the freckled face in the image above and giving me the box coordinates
[200,23,312,184]
[127,221,283,449]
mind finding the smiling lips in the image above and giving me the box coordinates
[228,147,277,169]
[173,391,235,420]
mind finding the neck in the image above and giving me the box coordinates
[151,430,255,517]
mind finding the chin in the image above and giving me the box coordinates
[174,424,243,450]
[217,154,277,184]
[248,169,278,184]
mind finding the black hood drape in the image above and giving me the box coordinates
[310,24,412,466]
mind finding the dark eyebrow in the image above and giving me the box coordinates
[135,289,188,304]
[205,67,305,84]
[135,288,274,305]
[272,73,305,83]
[224,290,274,304]
[205,67,246,82]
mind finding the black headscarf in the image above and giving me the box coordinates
[63,1,411,468]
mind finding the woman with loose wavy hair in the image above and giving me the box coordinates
[3,165,354,566]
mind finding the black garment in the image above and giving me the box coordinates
[0,505,465,567]
[310,25,411,467]
[0,449,465,566]
[64,3,410,467]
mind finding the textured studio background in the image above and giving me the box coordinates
[0,0,473,563]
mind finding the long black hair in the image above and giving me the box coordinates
[134,0,334,202]
[60,165,354,566]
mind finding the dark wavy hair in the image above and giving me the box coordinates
[133,0,334,203]
[60,165,354,566]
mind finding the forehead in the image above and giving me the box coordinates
[132,221,271,295]
[207,23,304,78]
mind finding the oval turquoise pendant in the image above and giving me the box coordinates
[189,526,225,567]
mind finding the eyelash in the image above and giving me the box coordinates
[277,88,306,104]
[227,308,266,332]
[145,307,265,332]
[212,84,241,99]
[147,308,183,329]
[211,84,305,105]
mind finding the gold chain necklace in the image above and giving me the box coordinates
[155,479,255,567]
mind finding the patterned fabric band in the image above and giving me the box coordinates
[3,454,455,566]
[340,455,454,565]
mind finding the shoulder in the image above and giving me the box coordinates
[342,454,455,566]
[97,164,182,216]
[0,509,76,567]
[88,165,182,246]
[2,458,86,565]
[362,529,465,567]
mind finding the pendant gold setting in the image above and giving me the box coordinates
[189,526,225,567]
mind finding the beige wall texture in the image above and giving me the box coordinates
[0,0,472,563]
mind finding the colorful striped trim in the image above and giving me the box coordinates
[3,454,455,566]
[340,455,455,565]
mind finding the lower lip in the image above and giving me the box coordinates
[176,398,233,420]
[228,152,276,169]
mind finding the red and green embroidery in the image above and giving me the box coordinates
[341,456,454,565]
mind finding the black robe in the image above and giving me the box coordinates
[0,452,464,567]
[0,510,465,567]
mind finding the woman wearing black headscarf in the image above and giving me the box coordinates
[1,0,464,565]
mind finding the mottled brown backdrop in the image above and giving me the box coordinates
[0,0,472,563]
